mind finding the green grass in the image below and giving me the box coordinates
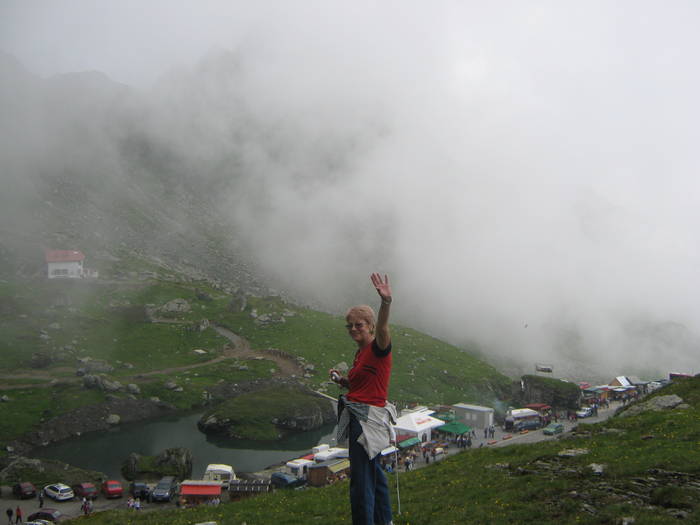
[0,272,512,457]
[214,296,511,405]
[0,383,105,443]
[71,377,700,524]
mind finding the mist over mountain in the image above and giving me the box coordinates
[2,1,700,381]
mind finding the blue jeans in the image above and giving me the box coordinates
[349,413,392,525]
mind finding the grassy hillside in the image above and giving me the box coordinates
[0,270,511,448]
[70,376,700,524]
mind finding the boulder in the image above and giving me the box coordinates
[195,289,213,302]
[30,352,54,369]
[83,375,123,392]
[121,447,193,481]
[127,384,141,395]
[83,359,115,374]
[160,298,191,313]
[106,414,121,425]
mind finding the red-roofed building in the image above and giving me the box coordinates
[45,250,98,279]
[178,480,223,506]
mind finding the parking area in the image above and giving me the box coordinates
[0,484,178,521]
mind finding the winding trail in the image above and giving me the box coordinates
[0,324,306,390]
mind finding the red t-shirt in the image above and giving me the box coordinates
[346,339,392,407]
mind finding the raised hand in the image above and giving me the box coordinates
[371,273,392,302]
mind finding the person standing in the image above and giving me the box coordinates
[38,489,44,508]
[5,508,12,525]
[330,273,396,525]
[13,507,21,524]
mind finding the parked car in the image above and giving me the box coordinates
[542,422,565,435]
[101,480,124,499]
[13,481,37,499]
[72,482,98,500]
[150,476,178,502]
[43,483,74,501]
[514,419,542,431]
[271,471,306,489]
[26,521,53,525]
[129,481,151,500]
[576,407,594,418]
[27,508,63,522]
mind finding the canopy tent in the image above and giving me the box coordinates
[436,421,471,435]
[393,412,445,433]
[398,436,421,448]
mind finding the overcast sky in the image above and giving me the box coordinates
[2,1,699,379]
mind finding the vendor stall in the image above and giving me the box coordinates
[179,480,222,506]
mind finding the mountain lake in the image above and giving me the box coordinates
[33,410,338,479]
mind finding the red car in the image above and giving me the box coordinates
[72,482,98,500]
[13,481,37,499]
[101,480,123,498]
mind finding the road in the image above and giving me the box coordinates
[404,401,621,471]
[0,485,179,522]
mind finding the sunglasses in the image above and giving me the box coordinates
[345,322,366,330]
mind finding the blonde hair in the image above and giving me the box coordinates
[345,305,376,333]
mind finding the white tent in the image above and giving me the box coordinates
[393,411,445,443]
[285,458,315,479]
[314,447,349,461]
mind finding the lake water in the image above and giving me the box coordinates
[33,411,337,479]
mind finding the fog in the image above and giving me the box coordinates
[2,1,699,379]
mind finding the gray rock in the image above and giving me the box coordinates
[161,298,191,313]
[127,384,141,395]
[589,463,605,475]
[0,395,10,402]
[164,381,178,390]
[335,362,349,374]
[619,394,685,418]
[106,414,121,425]
[558,448,590,458]
[102,379,123,392]
[48,322,61,330]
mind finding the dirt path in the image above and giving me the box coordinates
[0,324,306,390]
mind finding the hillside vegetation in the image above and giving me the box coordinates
[0,268,511,448]
[71,376,700,524]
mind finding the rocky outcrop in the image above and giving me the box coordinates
[198,379,335,440]
[121,447,193,481]
[617,394,687,418]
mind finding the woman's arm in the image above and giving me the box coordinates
[371,273,392,350]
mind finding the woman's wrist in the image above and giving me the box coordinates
[381,296,392,305]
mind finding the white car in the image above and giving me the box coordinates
[576,407,594,418]
[26,521,52,525]
[44,482,75,501]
